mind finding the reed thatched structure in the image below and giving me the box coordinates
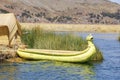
[0,13,21,46]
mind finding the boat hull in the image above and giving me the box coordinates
[17,46,96,62]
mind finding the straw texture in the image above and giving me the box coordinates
[0,13,21,46]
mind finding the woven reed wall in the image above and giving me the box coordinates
[0,26,9,45]
[0,26,21,46]
[0,26,9,36]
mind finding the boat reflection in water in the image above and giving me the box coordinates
[0,60,96,80]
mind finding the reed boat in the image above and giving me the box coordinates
[17,34,96,62]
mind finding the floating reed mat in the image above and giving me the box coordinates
[21,27,103,61]
[0,45,17,60]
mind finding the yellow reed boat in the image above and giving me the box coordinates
[17,34,96,62]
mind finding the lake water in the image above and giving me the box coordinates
[0,33,120,80]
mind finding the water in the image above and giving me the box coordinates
[0,33,120,80]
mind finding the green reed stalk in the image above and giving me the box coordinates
[118,35,120,41]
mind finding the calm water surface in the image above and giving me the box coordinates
[0,33,120,80]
